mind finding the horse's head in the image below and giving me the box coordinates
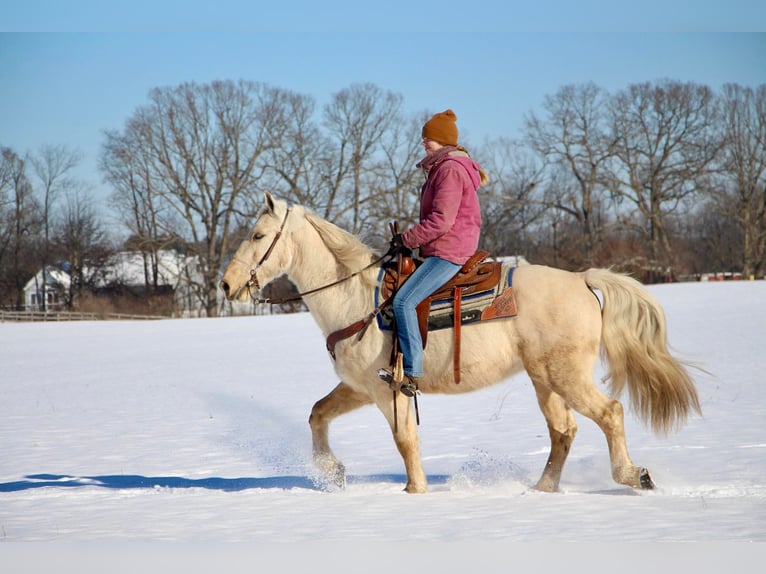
[221,192,293,302]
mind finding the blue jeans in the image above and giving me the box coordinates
[392,256,461,378]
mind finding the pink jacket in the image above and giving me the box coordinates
[402,151,483,265]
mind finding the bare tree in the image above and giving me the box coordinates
[0,147,16,209]
[477,137,547,258]
[259,91,325,211]
[606,80,720,271]
[713,83,766,279]
[524,83,614,266]
[0,147,41,308]
[105,80,295,315]
[91,76,764,297]
[362,112,426,248]
[101,128,177,292]
[28,144,81,311]
[320,83,404,234]
[678,196,742,278]
[52,189,111,307]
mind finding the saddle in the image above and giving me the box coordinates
[379,250,517,383]
[380,250,499,306]
[324,250,519,385]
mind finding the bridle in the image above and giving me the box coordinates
[243,207,390,305]
[246,207,291,293]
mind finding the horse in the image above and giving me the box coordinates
[221,192,701,494]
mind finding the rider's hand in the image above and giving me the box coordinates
[389,233,404,253]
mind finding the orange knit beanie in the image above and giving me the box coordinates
[422,109,458,146]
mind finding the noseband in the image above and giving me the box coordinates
[247,207,291,291]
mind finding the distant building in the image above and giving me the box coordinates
[22,267,72,310]
[23,250,205,315]
[492,254,530,268]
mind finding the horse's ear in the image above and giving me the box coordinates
[264,191,276,214]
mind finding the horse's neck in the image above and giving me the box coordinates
[288,233,373,336]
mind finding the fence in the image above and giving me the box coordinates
[0,310,167,323]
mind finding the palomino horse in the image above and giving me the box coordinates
[221,192,701,493]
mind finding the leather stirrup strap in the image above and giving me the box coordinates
[453,286,461,384]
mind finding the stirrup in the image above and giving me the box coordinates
[377,369,421,429]
[400,376,419,398]
[377,369,419,397]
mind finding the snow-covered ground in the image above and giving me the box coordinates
[1,280,764,569]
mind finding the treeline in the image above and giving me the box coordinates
[1,79,764,315]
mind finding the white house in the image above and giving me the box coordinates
[23,250,205,314]
[22,266,72,310]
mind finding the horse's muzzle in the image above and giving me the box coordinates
[220,279,248,302]
[220,279,233,300]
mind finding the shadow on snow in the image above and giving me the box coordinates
[0,473,450,493]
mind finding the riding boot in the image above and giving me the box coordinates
[399,375,419,397]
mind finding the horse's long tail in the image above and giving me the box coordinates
[583,268,701,434]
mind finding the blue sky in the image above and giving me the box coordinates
[1,5,765,206]
[4,1,766,32]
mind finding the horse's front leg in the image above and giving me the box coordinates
[309,382,372,488]
[378,391,427,493]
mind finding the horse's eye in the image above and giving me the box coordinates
[252,232,265,241]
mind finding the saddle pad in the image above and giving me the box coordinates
[375,264,517,332]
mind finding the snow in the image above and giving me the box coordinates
[1,280,765,569]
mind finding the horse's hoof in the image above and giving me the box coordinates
[314,456,346,490]
[403,483,427,494]
[639,467,655,490]
[330,464,347,489]
[533,479,559,493]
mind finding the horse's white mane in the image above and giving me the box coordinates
[303,210,379,286]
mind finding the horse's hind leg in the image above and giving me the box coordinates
[526,352,651,490]
[554,376,651,489]
[309,382,372,487]
[531,383,578,492]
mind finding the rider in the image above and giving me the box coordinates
[389,109,487,394]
